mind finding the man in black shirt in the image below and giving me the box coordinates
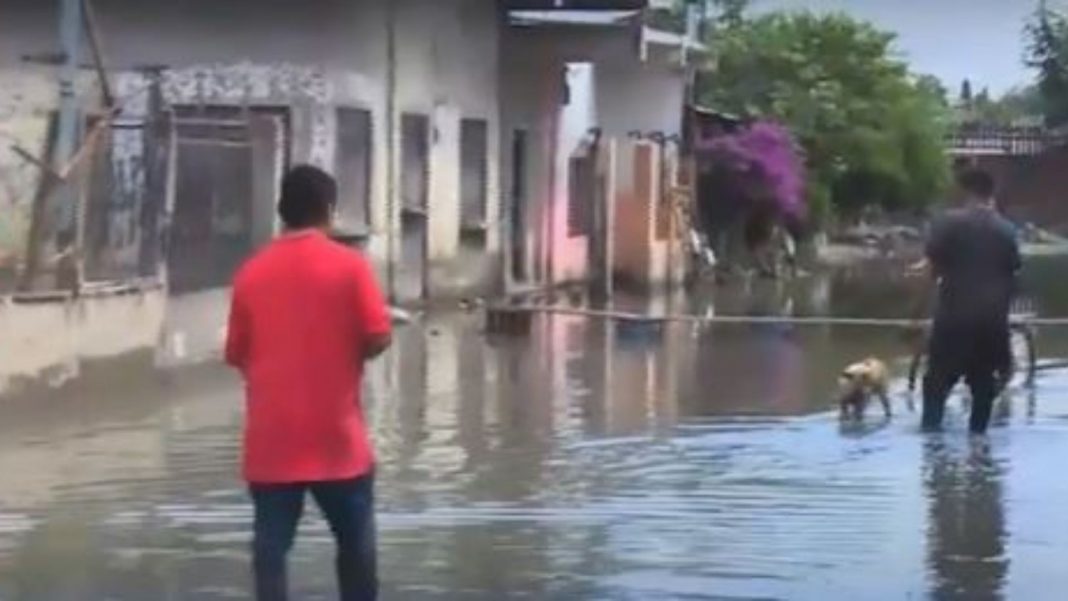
[921,168,1021,434]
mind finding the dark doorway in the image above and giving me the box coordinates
[399,113,430,300]
[169,106,287,294]
[460,118,489,250]
[335,107,373,232]
[510,129,528,283]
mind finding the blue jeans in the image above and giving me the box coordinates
[250,473,377,601]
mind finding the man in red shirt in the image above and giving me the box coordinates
[226,165,391,601]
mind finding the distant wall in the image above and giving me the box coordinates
[595,61,686,138]
[963,150,1068,233]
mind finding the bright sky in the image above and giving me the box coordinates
[751,0,1054,95]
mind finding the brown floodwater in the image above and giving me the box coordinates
[2,258,1068,600]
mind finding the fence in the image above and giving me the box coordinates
[1,80,173,296]
[83,109,173,285]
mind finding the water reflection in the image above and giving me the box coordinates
[924,437,1009,601]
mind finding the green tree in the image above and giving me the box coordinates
[993,85,1045,123]
[698,11,951,222]
[960,85,1044,126]
[1025,2,1068,126]
[712,0,748,28]
[959,78,974,107]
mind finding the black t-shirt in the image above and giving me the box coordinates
[925,206,1021,326]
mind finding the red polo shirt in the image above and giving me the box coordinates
[225,230,390,483]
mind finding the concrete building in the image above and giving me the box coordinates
[0,0,696,396]
[2,0,505,303]
[0,0,508,389]
[500,6,702,293]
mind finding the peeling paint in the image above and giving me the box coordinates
[163,62,330,105]
[0,73,55,264]
[159,62,334,167]
[0,71,104,272]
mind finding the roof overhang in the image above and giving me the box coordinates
[509,9,704,68]
[505,0,647,9]
[640,25,707,65]
[509,9,640,27]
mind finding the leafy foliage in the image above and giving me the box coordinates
[697,11,952,222]
[1025,2,1068,126]
[957,84,1044,126]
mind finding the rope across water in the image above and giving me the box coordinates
[488,305,1068,328]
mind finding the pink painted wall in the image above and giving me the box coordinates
[545,64,595,285]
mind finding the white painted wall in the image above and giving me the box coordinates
[596,62,687,137]
[0,70,54,268]
[429,104,463,261]
[395,0,503,297]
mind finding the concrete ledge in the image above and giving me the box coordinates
[0,286,166,399]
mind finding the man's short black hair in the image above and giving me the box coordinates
[957,167,996,200]
[278,164,338,229]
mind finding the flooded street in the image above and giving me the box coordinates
[3,261,1068,600]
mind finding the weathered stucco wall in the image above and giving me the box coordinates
[499,44,559,288]
[0,0,507,393]
[395,0,503,298]
[0,71,54,275]
[1,0,503,302]
[612,140,685,289]
[0,288,166,398]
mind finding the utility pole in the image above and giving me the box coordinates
[53,0,85,287]
[55,0,84,225]
[384,0,397,301]
[20,0,85,292]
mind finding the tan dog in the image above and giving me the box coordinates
[838,358,892,419]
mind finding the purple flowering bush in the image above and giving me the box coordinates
[696,120,806,219]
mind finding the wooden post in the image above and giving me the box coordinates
[138,71,169,278]
[53,0,85,244]
[17,115,60,292]
[384,0,398,301]
[81,0,114,108]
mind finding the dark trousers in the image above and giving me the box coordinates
[922,321,1011,434]
[250,473,377,601]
